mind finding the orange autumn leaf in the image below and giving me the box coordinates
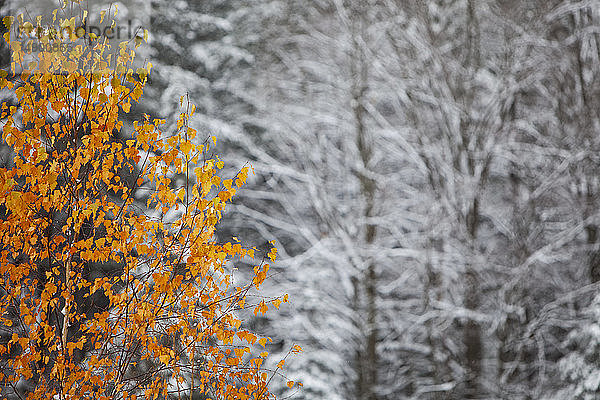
[292,344,303,354]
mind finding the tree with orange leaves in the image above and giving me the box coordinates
[0,4,299,400]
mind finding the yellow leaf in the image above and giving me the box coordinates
[3,16,13,30]
[287,381,294,388]
[177,188,185,202]
[180,141,192,155]
[136,67,147,80]
[268,246,277,262]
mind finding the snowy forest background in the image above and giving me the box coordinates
[4,0,600,399]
